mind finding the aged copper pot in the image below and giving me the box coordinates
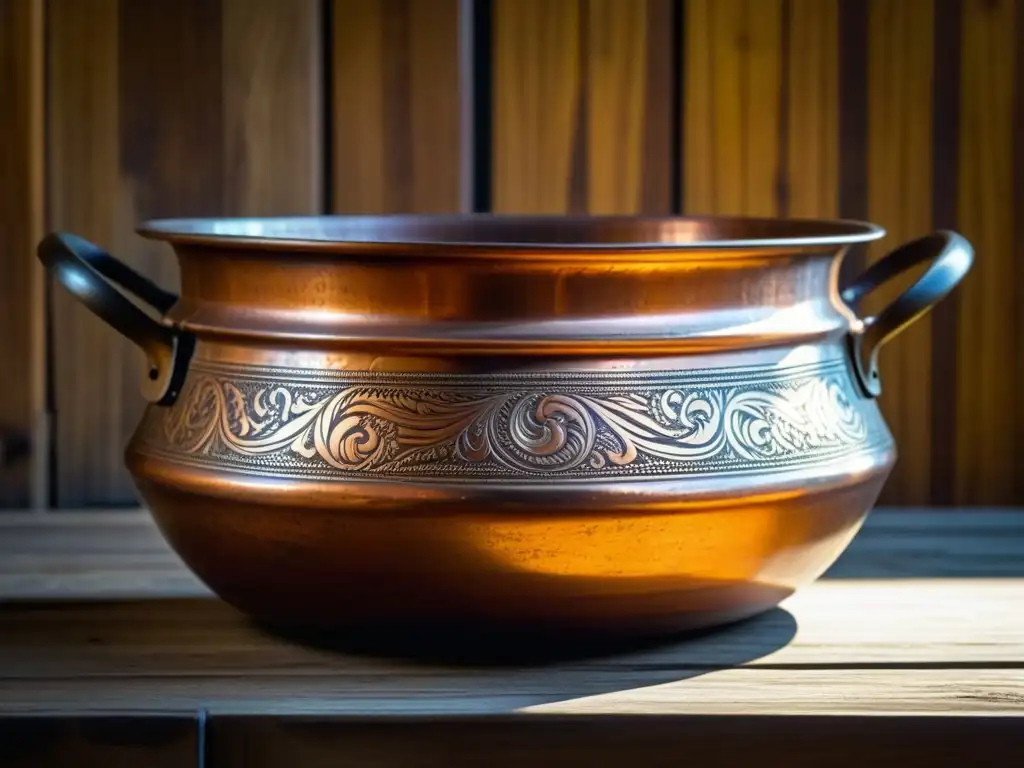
[38,216,972,638]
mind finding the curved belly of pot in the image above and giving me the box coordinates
[124,343,896,638]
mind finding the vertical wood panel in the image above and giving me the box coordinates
[48,0,322,507]
[955,0,1017,504]
[0,0,44,508]
[683,0,784,215]
[48,0,125,507]
[332,0,462,213]
[866,0,935,506]
[493,0,581,213]
[493,0,673,214]
[837,0,870,287]
[684,0,837,219]
[222,0,324,215]
[786,0,839,218]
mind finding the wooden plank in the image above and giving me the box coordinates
[785,0,839,218]
[0,0,45,508]
[682,0,784,215]
[332,0,461,213]
[0,716,198,768]
[493,0,672,214]
[955,0,1017,504]
[865,0,935,506]
[47,0,322,507]
[205,715,1024,767]
[1,578,1024,715]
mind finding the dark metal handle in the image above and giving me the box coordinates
[842,230,973,398]
[37,232,194,406]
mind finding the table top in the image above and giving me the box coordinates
[1,508,1022,765]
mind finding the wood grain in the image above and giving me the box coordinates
[222,0,323,215]
[1,577,1023,715]
[0,0,44,508]
[955,0,1017,505]
[332,0,461,213]
[866,0,936,506]
[1,512,1022,763]
[493,0,672,213]
[47,0,322,507]
[683,0,784,215]
[493,0,581,213]
[785,0,839,218]
[0,716,198,768]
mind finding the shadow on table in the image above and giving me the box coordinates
[251,605,798,672]
[823,510,1024,579]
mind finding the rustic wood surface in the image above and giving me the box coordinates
[1,510,1021,763]
[0,511,1021,722]
[0,0,44,508]
[46,0,322,508]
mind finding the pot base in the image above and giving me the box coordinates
[134,467,887,643]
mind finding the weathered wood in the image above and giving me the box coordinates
[0,511,1022,726]
[0,578,1022,716]
[0,0,45,508]
[46,0,323,507]
[332,0,462,213]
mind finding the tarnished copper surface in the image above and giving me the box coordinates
[38,215,972,638]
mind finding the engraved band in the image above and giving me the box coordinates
[133,359,892,482]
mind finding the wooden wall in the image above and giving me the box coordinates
[0,0,1020,509]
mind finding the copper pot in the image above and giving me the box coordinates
[38,216,972,638]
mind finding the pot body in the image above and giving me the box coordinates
[39,216,972,638]
[126,341,893,635]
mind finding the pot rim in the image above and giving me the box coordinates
[137,213,886,254]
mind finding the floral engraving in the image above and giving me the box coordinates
[135,360,891,480]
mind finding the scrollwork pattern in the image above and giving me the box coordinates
[136,361,890,480]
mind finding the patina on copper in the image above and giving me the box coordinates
[37,215,973,639]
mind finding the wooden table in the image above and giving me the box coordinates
[1,509,1022,766]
